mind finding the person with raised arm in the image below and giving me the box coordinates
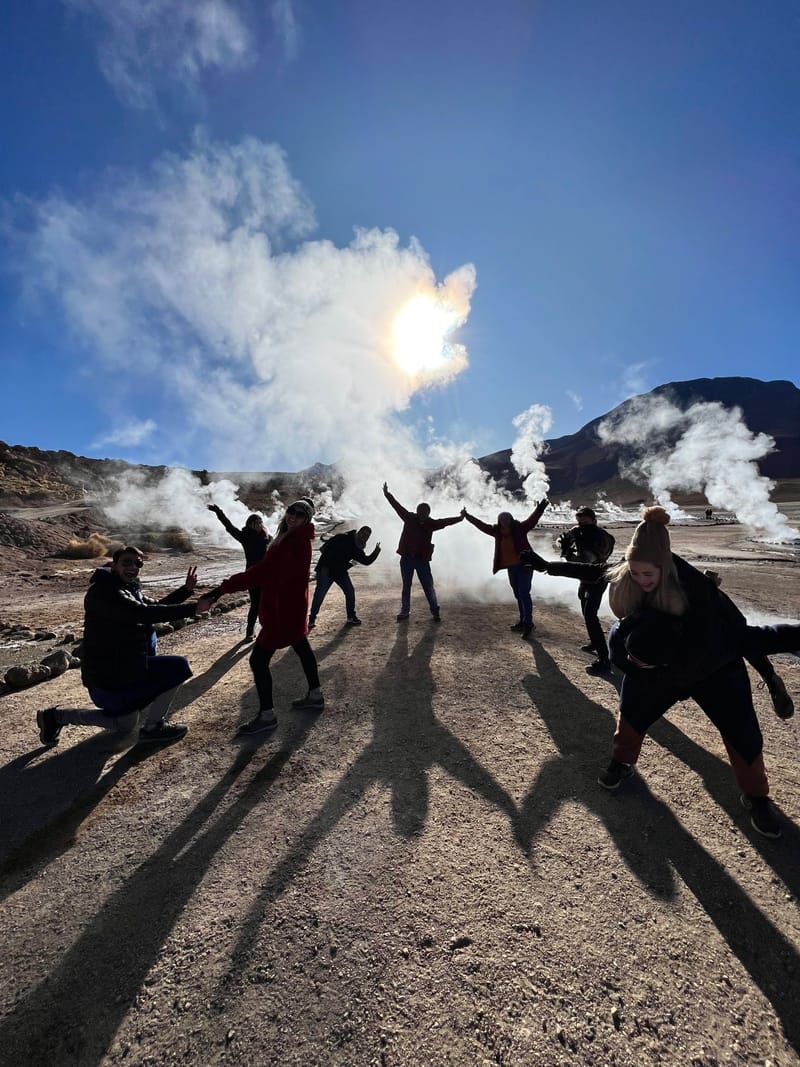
[207,504,272,641]
[382,482,463,623]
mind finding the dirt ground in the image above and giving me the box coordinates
[1,517,800,1067]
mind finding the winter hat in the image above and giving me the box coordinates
[625,505,672,570]
[624,614,683,667]
[288,499,313,520]
[575,506,596,520]
[497,511,513,524]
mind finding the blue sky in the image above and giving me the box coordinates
[2,0,798,473]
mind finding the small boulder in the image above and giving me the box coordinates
[40,650,72,676]
[4,664,52,689]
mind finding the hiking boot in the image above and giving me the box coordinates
[585,659,613,676]
[237,712,278,736]
[598,759,634,791]
[396,612,410,621]
[37,706,62,747]
[346,616,362,626]
[521,623,534,640]
[510,622,524,632]
[291,693,325,712]
[740,794,782,839]
[432,613,442,623]
[138,721,188,743]
[580,642,596,654]
[243,631,255,642]
[762,673,794,720]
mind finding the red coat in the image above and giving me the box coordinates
[218,523,314,648]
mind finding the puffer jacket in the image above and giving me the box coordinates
[80,567,196,690]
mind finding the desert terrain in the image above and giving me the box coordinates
[1,508,799,1066]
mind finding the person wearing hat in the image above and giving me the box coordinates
[525,506,788,839]
[382,482,464,622]
[207,503,272,641]
[204,499,323,736]
[556,506,615,673]
[461,499,549,639]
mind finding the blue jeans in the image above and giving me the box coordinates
[399,555,438,616]
[507,564,533,626]
[309,567,356,622]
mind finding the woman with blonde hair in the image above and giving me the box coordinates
[527,506,793,839]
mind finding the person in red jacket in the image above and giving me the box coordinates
[205,499,322,736]
[461,499,548,639]
[382,482,464,622]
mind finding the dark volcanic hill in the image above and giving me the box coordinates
[477,377,800,504]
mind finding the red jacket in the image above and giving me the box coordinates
[385,489,461,562]
[218,523,314,648]
[465,501,548,573]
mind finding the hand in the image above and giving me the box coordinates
[184,566,198,591]
[207,503,221,514]
[460,507,468,518]
[375,541,381,550]
[382,482,388,494]
[196,595,214,615]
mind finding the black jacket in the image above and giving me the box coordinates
[557,524,615,565]
[316,531,380,577]
[211,507,271,566]
[81,568,196,690]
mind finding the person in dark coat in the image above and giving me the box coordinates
[36,546,213,747]
[525,507,796,839]
[207,504,272,640]
[461,499,548,639]
[383,482,463,622]
[556,506,615,674]
[205,500,322,736]
[308,526,381,629]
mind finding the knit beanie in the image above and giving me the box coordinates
[289,499,314,520]
[497,511,513,524]
[625,505,672,569]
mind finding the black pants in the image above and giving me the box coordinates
[249,639,320,711]
[246,588,260,636]
[743,623,800,679]
[578,581,607,659]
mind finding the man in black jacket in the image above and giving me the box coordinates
[208,504,271,640]
[36,546,213,747]
[308,526,381,629]
[556,507,616,675]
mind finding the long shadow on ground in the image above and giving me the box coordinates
[516,639,800,1051]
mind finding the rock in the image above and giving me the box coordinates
[171,618,186,631]
[57,631,77,644]
[40,649,72,676]
[34,630,58,641]
[153,623,174,636]
[4,664,52,688]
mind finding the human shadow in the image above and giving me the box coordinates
[170,639,252,713]
[0,735,160,880]
[220,627,518,987]
[516,640,800,1050]
[0,713,323,1065]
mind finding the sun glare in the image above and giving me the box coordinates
[392,295,459,378]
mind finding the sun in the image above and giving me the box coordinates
[392,295,460,379]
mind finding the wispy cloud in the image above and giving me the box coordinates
[271,0,299,61]
[63,0,274,109]
[566,389,583,412]
[92,418,157,449]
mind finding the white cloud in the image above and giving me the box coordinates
[63,0,264,109]
[271,0,299,60]
[566,389,583,411]
[92,418,157,449]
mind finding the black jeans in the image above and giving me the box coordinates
[578,581,607,659]
[246,588,260,636]
[249,638,320,711]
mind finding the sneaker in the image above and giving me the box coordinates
[510,622,524,632]
[138,721,188,743]
[762,673,794,720]
[37,706,62,747]
[598,759,634,791]
[580,642,596,654]
[521,623,534,640]
[237,712,278,736]
[307,619,316,631]
[346,616,362,626]
[396,612,410,621]
[432,613,441,623]
[291,693,325,712]
[243,631,255,642]
[585,660,613,676]
[740,794,782,839]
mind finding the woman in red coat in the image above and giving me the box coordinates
[207,499,323,735]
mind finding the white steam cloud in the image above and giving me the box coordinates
[598,394,795,542]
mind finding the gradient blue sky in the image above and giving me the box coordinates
[2,0,798,471]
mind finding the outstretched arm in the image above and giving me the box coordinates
[382,483,410,521]
[461,508,495,536]
[520,498,549,533]
[207,503,244,543]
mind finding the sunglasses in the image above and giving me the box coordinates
[119,558,144,569]
[286,506,308,518]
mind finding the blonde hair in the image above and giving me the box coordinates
[607,506,689,618]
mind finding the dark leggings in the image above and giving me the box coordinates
[246,588,260,635]
[743,623,800,680]
[249,638,320,711]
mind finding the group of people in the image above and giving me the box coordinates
[34,489,797,840]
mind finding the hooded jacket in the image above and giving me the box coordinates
[80,567,196,690]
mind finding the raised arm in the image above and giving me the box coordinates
[207,503,244,544]
[382,483,411,521]
[519,498,549,533]
[461,508,496,536]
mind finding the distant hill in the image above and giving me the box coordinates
[477,377,800,505]
[1,377,798,513]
